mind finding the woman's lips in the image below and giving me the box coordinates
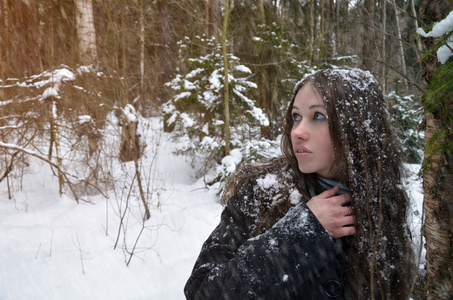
[294,146,312,157]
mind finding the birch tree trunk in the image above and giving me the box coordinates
[419,0,453,298]
[75,0,97,65]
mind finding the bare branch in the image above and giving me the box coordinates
[0,141,80,202]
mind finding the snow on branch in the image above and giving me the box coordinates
[417,10,453,64]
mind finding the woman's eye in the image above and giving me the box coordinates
[292,113,301,122]
[314,112,326,120]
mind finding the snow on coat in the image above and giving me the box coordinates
[185,159,350,299]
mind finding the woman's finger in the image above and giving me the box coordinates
[316,185,339,199]
[345,206,354,216]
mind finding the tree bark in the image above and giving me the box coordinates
[155,0,173,105]
[381,0,387,96]
[308,0,315,65]
[14,0,40,77]
[205,0,219,38]
[362,0,374,70]
[222,0,230,155]
[391,0,407,92]
[410,0,422,54]
[257,0,270,139]
[75,0,97,65]
[419,1,453,298]
[423,114,453,299]
[204,0,210,36]
[119,108,141,162]
[139,0,145,98]
[120,0,128,106]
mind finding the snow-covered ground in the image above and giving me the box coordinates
[0,117,424,300]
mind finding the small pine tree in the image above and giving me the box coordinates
[162,35,275,183]
[386,91,424,164]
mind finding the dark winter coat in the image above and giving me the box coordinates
[185,165,351,300]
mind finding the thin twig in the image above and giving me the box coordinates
[0,151,19,183]
[76,234,85,275]
[49,229,53,257]
[135,159,151,220]
[35,243,41,259]
[0,142,80,203]
[126,222,145,267]
[114,174,136,250]
[374,59,424,93]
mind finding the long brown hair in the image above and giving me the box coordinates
[222,68,416,299]
[281,68,415,299]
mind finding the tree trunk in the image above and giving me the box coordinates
[222,0,230,155]
[362,0,374,70]
[419,1,453,298]
[155,0,173,104]
[308,0,314,65]
[257,0,270,139]
[322,0,333,58]
[423,115,453,299]
[75,0,97,65]
[14,0,40,77]
[319,0,325,58]
[204,0,210,36]
[120,0,128,107]
[410,0,422,54]
[381,0,387,96]
[391,0,407,93]
[119,105,141,162]
[204,0,220,38]
[205,0,219,38]
[0,0,10,88]
[139,0,145,98]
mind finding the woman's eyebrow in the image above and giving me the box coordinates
[309,104,325,110]
[292,104,325,111]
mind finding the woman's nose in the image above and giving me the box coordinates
[292,121,309,140]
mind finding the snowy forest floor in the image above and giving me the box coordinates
[0,116,424,300]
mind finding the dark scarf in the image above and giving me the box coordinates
[317,177,350,195]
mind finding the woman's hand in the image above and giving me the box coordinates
[306,186,355,238]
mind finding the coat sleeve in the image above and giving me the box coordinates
[184,178,347,300]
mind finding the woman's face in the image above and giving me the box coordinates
[290,84,337,180]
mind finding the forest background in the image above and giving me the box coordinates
[1,0,452,299]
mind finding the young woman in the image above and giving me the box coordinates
[184,68,416,299]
